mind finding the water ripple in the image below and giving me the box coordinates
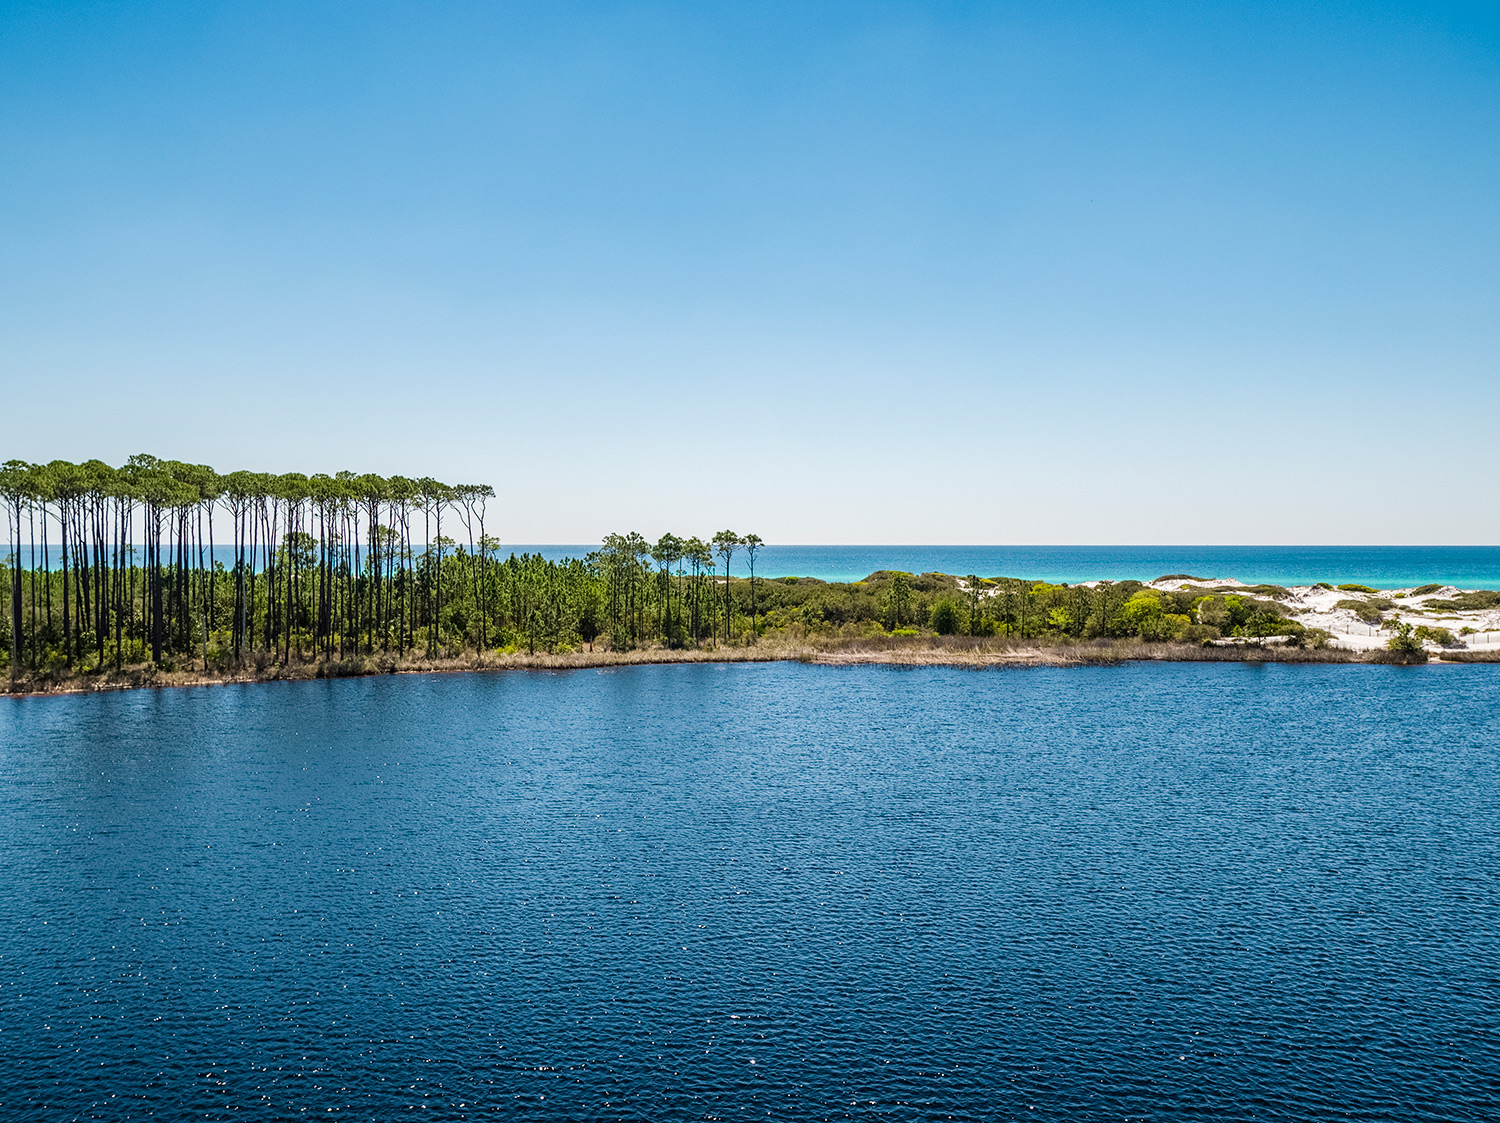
[1,663,1498,1120]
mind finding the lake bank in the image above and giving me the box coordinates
[10,633,1496,696]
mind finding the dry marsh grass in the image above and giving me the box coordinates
[7,632,1469,698]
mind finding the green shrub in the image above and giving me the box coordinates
[1194,595,1233,630]
[1335,598,1386,625]
[929,597,962,636]
[1120,589,1164,634]
[1410,584,1444,596]
[1384,621,1428,661]
[1414,625,1459,647]
[1289,627,1333,649]
[1236,584,1291,600]
[1338,583,1379,594]
[1241,609,1288,638]
[881,572,914,630]
[1423,590,1500,611]
[1143,612,1192,642]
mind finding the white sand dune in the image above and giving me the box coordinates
[1145,578,1500,653]
[958,574,1500,654]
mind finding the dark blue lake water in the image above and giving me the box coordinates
[2,663,1498,1121]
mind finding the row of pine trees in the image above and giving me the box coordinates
[0,456,764,677]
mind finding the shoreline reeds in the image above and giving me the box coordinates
[8,633,1479,699]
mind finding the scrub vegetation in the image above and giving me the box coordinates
[0,454,1488,693]
[746,573,1323,648]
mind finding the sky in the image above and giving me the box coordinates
[2,1,1497,544]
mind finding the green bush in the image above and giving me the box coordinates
[1194,593,1292,635]
[1120,590,1165,634]
[1384,621,1428,661]
[1235,584,1292,600]
[1194,595,1235,630]
[1143,613,1192,642]
[1180,623,1221,645]
[1335,598,1387,625]
[929,597,962,636]
[1414,625,1459,647]
[1241,609,1287,638]
[1338,583,1379,594]
[882,572,914,630]
[1423,590,1500,611]
[1288,626,1332,649]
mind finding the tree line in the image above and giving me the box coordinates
[0,456,769,677]
[2,453,1326,681]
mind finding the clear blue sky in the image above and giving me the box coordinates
[3,1,1496,543]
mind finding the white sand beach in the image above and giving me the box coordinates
[1144,577,1500,653]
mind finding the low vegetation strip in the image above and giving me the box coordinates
[13,632,1468,697]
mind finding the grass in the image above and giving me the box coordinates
[1335,598,1388,625]
[1414,625,1460,647]
[806,637,1359,666]
[4,632,1402,696]
[1234,583,1292,599]
[1424,590,1500,612]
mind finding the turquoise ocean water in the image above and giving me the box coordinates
[10,543,1499,588]
[513,544,1500,588]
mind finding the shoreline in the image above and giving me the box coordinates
[9,560,1500,697]
[7,637,1495,698]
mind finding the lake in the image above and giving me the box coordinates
[2,663,1497,1120]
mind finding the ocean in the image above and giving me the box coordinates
[513,543,1500,588]
[8,543,1500,588]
